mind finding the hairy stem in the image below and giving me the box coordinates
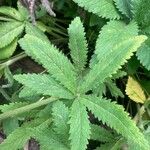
[0,97,58,121]
[0,52,27,70]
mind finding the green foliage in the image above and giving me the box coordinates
[81,96,149,150]
[14,74,74,99]
[132,0,150,28]
[0,38,17,60]
[69,99,90,150]
[0,9,149,150]
[114,0,132,18]
[0,21,24,49]
[19,34,77,94]
[0,6,23,21]
[136,38,150,70]
[72,0,121,19]
[52,101,69,144]
[90,124,115,142]
[80,21,146,93]
[68,17,88,74]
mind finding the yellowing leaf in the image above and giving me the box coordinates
[126,76,146,103]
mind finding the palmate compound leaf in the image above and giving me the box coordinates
[126,76,146,103]
[68,17,88,74]
[136,37,150,70]
[80,21,147,93]
[0,38,17,60]
[14,74,74,99]
[72,0,120,19]
[0,21,24,48]
[113,0,132,18]
[0,6,23,21]
[19,35,77,94]
[69,99,91,150]
[80,96,149,150]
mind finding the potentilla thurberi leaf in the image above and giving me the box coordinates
[132,0,150,27]
[0,38,17,60]
[14,74,74,99]
[25,22,49,42]
[80,21,147,93]
[136,37,150,70]
[81,96,149,150]
[0,21,24,48]
[19,35,77,94]
[69,99,91,150]
[0,6,22,21]
[68,17,88,74]
[52,101,69,144]
[72,0,120,19]
[90,124,114,142]
[114,0,132,18]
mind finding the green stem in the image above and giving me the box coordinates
[0,97,58,121]
[0,52,27,70]
[0,87,11,101]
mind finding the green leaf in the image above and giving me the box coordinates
[80,21,147,93]
[0,38,17,60]
[25,22,49,42]
[68,17,88,73]
[72,0,120,19]
[17,1,29,20]
[19,35,77,94]
[52,101,69,144]
[81,96,149,150]
[14,74,74,99]
[90,124,114,142]
[132,0,150,27]
[34,129,69,150]
[0,21,24,48]
[19,86,40,98]
[3,118,19,136]
[114,0,132,18]
[69,99,91,150]
[111,70,127,79]
[30,119,69,150]
[96,138,125,150]
[0,102,28,113]
[106,79,124,98]
[0,6,22,21]
[0,119,50,150]
[136,38,150,70]
[0,127,32,150]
